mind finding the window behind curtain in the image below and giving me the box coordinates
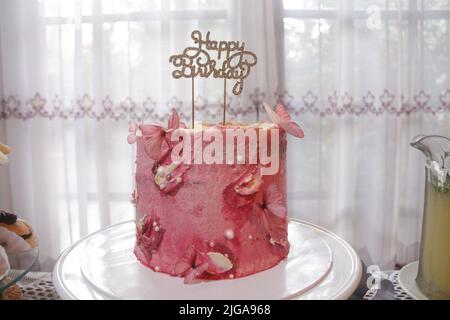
[282,0,450,110]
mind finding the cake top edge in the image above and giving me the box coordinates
[127,103,304,145]
[139,122,278,130]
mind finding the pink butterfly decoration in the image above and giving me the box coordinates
[127,109,184,160]
[136,212,165,260]
[256,184,289,253]
[127,121,140,144]
[263,103,304,138]
[174,245,234,284]
[263,184,287,219]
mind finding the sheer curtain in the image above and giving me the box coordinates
[0,0,449,271]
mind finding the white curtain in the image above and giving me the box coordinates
[0,0,449,271]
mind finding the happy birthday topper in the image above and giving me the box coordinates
[169,30,258,126]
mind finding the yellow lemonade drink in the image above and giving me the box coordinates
[416,174,450,299]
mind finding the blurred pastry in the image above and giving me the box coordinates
[0,211,36,254]
[1,284,23,300]
[0,245,10,280]
[0,143,11,165]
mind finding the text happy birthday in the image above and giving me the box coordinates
[169,30,257,95]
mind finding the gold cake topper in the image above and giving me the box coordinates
[169,30,258,126]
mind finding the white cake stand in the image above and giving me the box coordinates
[53,219,362,300]
[398,261,429,300]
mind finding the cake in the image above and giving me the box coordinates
[128,103,303,283]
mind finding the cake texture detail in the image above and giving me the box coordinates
[129,104,303,283]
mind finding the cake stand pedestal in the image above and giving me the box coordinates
[53,219,362,300]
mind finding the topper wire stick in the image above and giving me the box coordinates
[191,76,195,128]
[223,79,227,125]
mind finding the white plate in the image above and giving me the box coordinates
[398,261,429,300]
[53,219,362,300]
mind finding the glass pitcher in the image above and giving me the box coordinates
[411,135,450,300]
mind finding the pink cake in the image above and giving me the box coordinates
[128,104,303,283]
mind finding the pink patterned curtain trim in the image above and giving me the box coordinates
[1,89,450,121]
